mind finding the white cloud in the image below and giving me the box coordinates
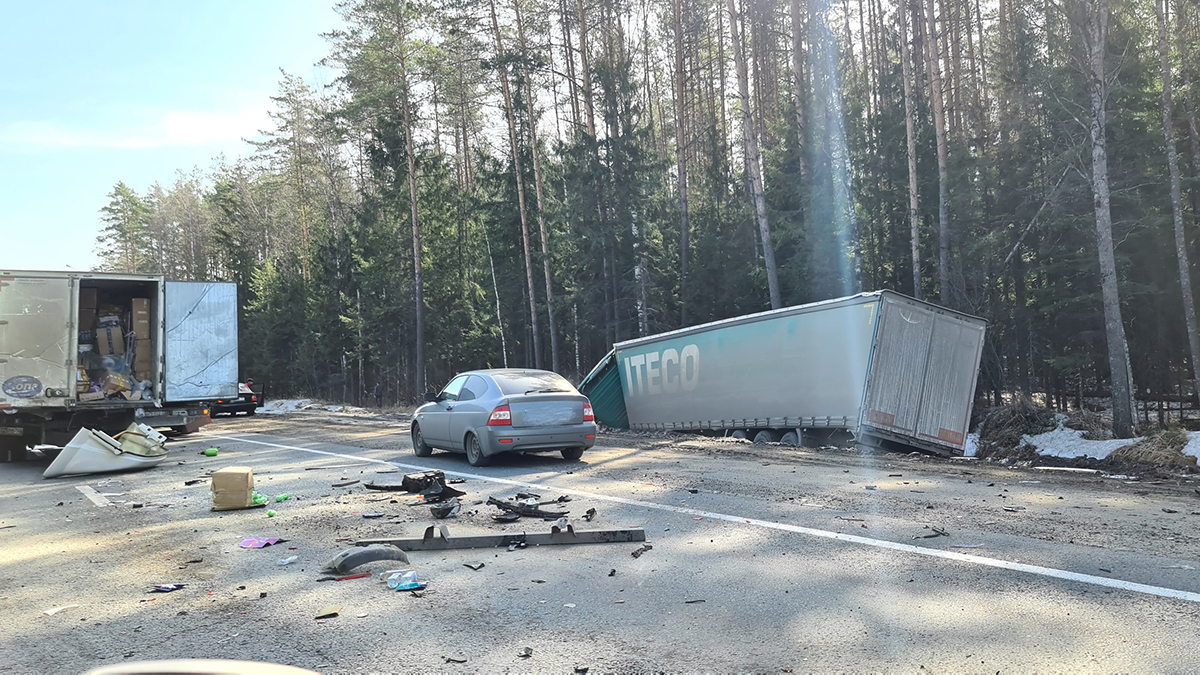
[0,107,271,150]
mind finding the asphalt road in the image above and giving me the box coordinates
[3,412,1200,673]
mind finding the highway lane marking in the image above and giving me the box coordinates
[197,432,1200,604]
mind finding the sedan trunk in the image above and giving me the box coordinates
[509,395,585,428]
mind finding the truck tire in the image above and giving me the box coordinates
[730,430,748,440]
[465,433,491,467]
[753,430,779,444]
[411,424,433,457]
[779,431,800,446]
[561,447,584,461]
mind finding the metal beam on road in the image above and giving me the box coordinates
[198,433,1200,604]
[357,523,647,551]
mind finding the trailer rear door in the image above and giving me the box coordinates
[163,281,238,401]
[0,274,75,408]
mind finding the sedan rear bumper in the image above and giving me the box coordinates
[479,423,597,456]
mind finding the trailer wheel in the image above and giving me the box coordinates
[779,431,800,446]
[730,430,748,440]
[753,430,779,444]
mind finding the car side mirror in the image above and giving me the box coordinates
[423,392,439,402]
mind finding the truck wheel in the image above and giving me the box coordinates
[561,447,584,461]
[465,433,490,467]
[411,424,433,457]
[753,430,779,444]
[779,431,800,446]
[730,430,748,440]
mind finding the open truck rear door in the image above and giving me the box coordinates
[162,281,238,402]
[0,274,76,409]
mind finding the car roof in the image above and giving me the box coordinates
[458,369,562,377]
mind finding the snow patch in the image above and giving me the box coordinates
[963,433,979,458]
[260,399,314,414]
[1022,422,1141,460]
[1183,432,1200,460]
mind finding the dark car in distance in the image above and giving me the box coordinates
[212,383,263,416]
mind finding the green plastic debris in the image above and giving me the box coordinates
[266,510,277,517]
[251,491,269,506]
[203,448,219,457]
[274,493,291,502]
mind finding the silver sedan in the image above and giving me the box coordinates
[411,369,597,466]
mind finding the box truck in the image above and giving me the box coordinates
[579,291,986,455]
[0,270,239,461]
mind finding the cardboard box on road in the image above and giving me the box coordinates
[211,466,255,511]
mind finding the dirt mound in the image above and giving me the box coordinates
[975,396,1057,458]
[1105,430,1197,469]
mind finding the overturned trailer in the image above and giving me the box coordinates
[579,291,986,455]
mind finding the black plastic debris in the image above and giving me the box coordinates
[515,492,542,500]
[445,657,467,664]
[492,512,521,522]
[402,470,446,493]
[488,496,568,520]
[583,508,597,522]
[464,562,485,571]
[321,544,410,575]
[608,569,616,577]
[421,482,467,504]
[631,544,653,559]
[519,647,533,658]
[362,513,384,519]
[430,498,462,519]
[150,584,185,593]
[448,478,466,485]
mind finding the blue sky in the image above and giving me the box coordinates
[0,1,340,271]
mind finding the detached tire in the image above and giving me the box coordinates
[412,424,433,457]
[465,433,491,467]
[561,447,585,461]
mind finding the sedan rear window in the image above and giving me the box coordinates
[493,371,578,395]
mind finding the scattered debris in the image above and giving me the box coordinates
[419,481,467,504]
[631,544,653,559]
[359,523,646,551]
[430,498,462,519]
[564,603,576,608]
[1002,506,1026,512]
[464,562,485,571]
[574,666,589,674]
[608,569,616,577]
[362,513,384,519]
[332,480,360,488]
[322,544,410,575]
[239,537,283,549]
[387,570,426,590]
[492,512,521,522]
[1099,568,1112,574]
[835,516,865,522]
[519,647,533,658]
[44,605,80,616]
[402,470,447,493]
[447,478,466,485]
[278,556,298,566]
[44,427,168,478]
[1163,508,1179,514]
[305,463,367,470]
[183,479,207,486]
[362,482,408,492]
[684,599,706,604]
[583,508,597,522]
[314,604,342,619]
[515,492,542,500]
[445,657,468,664]
[950,544,985,549]
[150,584,185,593]
[913,527,949,540]
[531,580,547,584]
[316,572,373,582]
[487,496,568,520]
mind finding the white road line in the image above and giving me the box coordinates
[202,433,1200,604]
[75,485,111,508]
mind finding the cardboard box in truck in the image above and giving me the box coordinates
[131,298,151,338]
[96,325,124,355]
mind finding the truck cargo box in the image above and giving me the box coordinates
[579,291,986,454]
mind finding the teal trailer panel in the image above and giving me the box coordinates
[577,350,629,429]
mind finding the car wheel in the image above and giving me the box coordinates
[246,407,256,416]
[779,431,800,446]
[465,433,490,467]
[753,430,779,444]
[411,424,433,457]
[561,447,584,461]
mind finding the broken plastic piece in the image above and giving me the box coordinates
[430,498,461,519]
[464,562,485,571]
[363,513,384,519]
[314,604,342,619]
[239,537,282,549]
[631,544,653,559]
[332,480,360,488]
[519,647,533,658]
[44,604,80,616]
[583,508,597,522]
[321,544,410,575]
[279,556,298,565]
[420,482,466,504]
[150,584,185,593]
[387,570,426,591]
[402,470,446,493]
[492,512,521,522]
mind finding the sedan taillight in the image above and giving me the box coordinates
[583,402,594,422]
[488,404,512,426]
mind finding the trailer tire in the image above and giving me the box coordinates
[753,430,779,444]
[730,430,748,440]
[779,431,800,446]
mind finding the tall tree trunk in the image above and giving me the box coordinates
[515,0,561,373]
[1081,0,1135,436]
[728,0,782,309]
[1155,0,1200,405]
[789,0,810,184]
[576,0,597,138]
[397,17,424,394]
[674,0,691,326]
[1179,0,1200,205]
[924,0,952,305]
[490,0,543,369]
[900,0,922,299]
[561,0,582,129]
